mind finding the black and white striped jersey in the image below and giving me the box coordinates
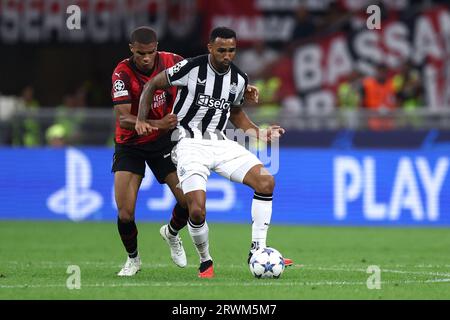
[166,54,248,140]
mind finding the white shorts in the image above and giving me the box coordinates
[172,138,262,194]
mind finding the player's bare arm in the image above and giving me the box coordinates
[229,106,259,133]
[135,71,171,135]
[229,106,285,142]
[115,103,136,130]
[151,114,178,130]
[115,103,165,132]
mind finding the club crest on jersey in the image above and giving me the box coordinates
[113,80,125,92]
[230,82,238,95]
[197,93,231,110]
[152,92,167,109]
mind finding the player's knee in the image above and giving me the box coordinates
[188,204,206,224]
[255,175,275,194]
[118,208,135,222]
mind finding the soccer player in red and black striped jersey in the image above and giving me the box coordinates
[111,26,189,276]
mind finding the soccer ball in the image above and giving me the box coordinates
[249,247,285,279]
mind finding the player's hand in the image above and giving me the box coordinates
[135,119,157,135]
[157,114,178,130]
[244,85,259,104]
[259,125,286,142]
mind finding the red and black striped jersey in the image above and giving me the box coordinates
[111,51,183,144]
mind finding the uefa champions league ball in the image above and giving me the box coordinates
[249,247,285,279]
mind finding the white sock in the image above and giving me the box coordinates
[188,219,212,263]
[251,192,273,253]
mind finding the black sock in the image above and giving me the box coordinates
[117,217,138,258]
[168,203,189,236]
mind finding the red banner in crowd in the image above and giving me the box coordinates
[282,5,450,112]
[1,0,449,110]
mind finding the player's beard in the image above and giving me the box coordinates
[219,60,230,72]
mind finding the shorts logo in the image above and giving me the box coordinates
[113,80,125,92]
[179,166,186,177]
[197,93,231,110]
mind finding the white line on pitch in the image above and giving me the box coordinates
[2,278,450,290]
[6,261,450,277]
[302,266,450,278]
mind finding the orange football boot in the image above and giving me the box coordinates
[283,258,294,267]
[198,260,214,278]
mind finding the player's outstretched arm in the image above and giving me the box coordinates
[115,104,163,132]
[148,114,178,130]
[229,106,259,135]
[135,70,171,135]
[261,125,286,142]
[229,107,285,142]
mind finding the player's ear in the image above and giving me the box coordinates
[207,43,212,54]
[129,43,134,53]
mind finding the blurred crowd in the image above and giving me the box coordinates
[235,1,429,131]
[0,0,448,146]
[0,84,94,147]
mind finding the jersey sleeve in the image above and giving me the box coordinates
[172,53,184,64]
[111,68,132,106]
[165,58,192,87]
[232,73,249,106]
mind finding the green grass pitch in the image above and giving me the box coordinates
[1,221,450,299]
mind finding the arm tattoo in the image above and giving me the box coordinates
[137,71,170,121]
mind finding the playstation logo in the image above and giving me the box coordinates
[47,148,103,221]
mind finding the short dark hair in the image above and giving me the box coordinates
[130,26,157,44]
[209,27,236,42]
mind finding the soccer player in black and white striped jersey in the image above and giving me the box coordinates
[136,27,293,278]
